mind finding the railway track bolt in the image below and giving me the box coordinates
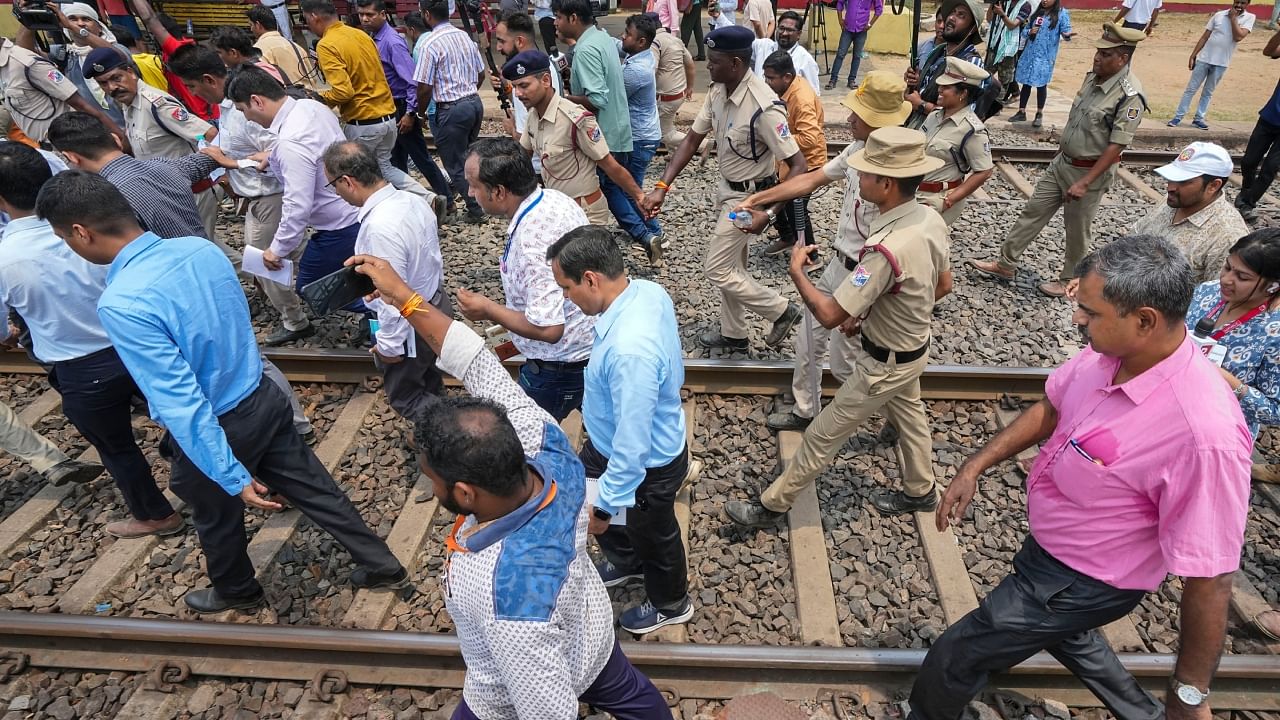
[147,659,190,692]
[309,668,349,702]
[0,651,28,682]
[655,684,681,707]
[817,688,864,720]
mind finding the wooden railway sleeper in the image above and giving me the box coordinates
[309,668,349,702]
[817,687,864,720]
[0,651,28,682]
[146,659,190,692]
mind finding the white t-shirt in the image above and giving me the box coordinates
[1199,9,1255,67]
[1121,0,1162,24]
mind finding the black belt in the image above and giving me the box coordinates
[726,175,777,193]
[347,113,395,126]
[527,357,589,371]
[435,94,479,108]
[861,335,929,364]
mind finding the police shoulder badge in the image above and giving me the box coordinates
[1125,106,1139,121]
[851,265,871,287]
[776,121,791,140]
[171,106,190,122]
[47,69,65,84]
[588,125,601,143]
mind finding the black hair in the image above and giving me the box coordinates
[778,10,804,28]
[625,13,658,45]
[414,398,528,498]
[551,0,594,25]
[209,25,261,57]
[47,112,118,160]
[300,0,338,17]
[423,0,451,23]
[167,43,229,82]
[545,225,625,282]
[1028,0,1061,29]
[761,49,794,76]
[36,170,139,236]
[110,24,138,48]
[0,143,52,211]
[246,5,279,30]
[501,11,536,38]
[322,140,383,186]
[468,137,539,197]
[403,10,429,32]
[355,0,388,9]
[1073,234,1194,323]
[896,175,923,197]
[226,64,288,102]
[1230,229,1280,286]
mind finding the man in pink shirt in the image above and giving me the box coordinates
[913,235,1252,720]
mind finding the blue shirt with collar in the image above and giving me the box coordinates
[582,278,686,515]
[0,215,111,363]
[97,232,262,495]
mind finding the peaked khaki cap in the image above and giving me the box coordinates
[841,71,912,129]
[1095,21,1146,48]
[936,56,989,87]
[847,126,946,178]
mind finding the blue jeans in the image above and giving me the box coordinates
[1173,61,1227,124]
[518,359,586,422]
[599,142,662,243]
[829,28,868,86]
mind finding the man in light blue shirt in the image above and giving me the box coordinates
[36,170,409,615]
[607,13,664,256]
[0,143,179,539]
[547,225,693,637]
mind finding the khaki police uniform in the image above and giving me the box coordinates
[520,92,613,226]
[653,29,693,150]
[919,107,992,226]
[692,71,799,340]
[997,24,1146,282]
[0,39,78,144]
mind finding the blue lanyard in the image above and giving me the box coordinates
[501,190,544,273]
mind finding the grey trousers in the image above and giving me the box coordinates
[374,293,450,421]
[908,536,1162,720]
[343,119,429,198]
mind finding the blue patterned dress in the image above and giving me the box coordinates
[1186,280,1280,438]
[1015,8,1072,88]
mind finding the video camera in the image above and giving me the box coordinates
[13,0,64,33]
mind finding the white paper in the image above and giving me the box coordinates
[585,478,627,526]
[242,245,294,286]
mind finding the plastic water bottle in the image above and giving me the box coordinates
[185,19,194,37]
[728,210,754,230]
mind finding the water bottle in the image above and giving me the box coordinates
[185,19,194,37]
[728,210,754,230]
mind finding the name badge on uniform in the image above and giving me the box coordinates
[851,266,871,287]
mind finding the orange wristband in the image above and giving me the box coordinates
[399,293,429,318]
[655,180,672,191]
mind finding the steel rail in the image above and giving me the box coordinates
[0,613,1275,708]
[0,350,1050,399]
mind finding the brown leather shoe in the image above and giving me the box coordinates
[1038,281,1068,298]
[1252,463,1280,484]
[1255,609,1280,641]
[966,259,1015,282]
[105,513,185,539]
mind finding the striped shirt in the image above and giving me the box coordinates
[99,153,219,240]
[414,21,485,103]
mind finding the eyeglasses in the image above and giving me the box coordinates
[325,174,348,188]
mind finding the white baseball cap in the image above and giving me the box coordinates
[1155,142,1233,182]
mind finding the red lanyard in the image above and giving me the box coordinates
[1207,299,1270,340]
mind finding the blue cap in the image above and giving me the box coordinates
[502,50,551,81]
[83,47,131,80]
[705,25,755,53]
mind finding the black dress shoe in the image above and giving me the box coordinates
[877,422,899,446]
[870,488,938,516]
[697,330,749,351]
[350,565,411,591]
[724,499,786,528]
[264,324,316,347]
[765,303,802,348]
[183,588,265,614]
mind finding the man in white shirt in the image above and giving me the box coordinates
[1169,0,1254,130]
[493,12,562,174]
[743,0,775,38]
[323,141,448,421]
[454,137,595,421]
[1114,0,1161,34]
[751,11,821,96]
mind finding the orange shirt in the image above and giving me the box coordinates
[780,76,826,174]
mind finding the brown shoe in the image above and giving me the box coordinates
[762,238,791,256]
[105,513,185,539]
[966,259,1015,282]
[1255,609,1280,641]
[1038,281,1068,298]
[1252,463,1280,484]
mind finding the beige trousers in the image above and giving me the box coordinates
[658,98,686,151]
[196,187,245,273]
[916,190,966,226]
[761,345,936,512]
[0,399,66,474]
[580,193,614,227]
[791,255,858,419]
[245,194,310,332]
[997,157,1115,282]
[708,186,789,339]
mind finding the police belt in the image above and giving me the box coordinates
[1059,153,1100,168]
[525,357,590,372]
[917,179,963,193]
[658,91,686,102]
[726,175,777,193]
[861,335,929,364]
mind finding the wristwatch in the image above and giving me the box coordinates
[1171,678,1209,707]
[591,506,612,522]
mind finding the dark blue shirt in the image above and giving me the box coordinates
[1261,77,1280,126]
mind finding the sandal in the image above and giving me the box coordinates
[825,79,838,91]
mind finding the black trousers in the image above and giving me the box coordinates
[580,439,689,610]
[775,194,815,246]
[908,536,1161,720]
[679,5,705,58]
[48,347,173,521]
[375,292,451,422]
[391,97,452,200]
[164,377,402,599]
[1239,116,1280,210]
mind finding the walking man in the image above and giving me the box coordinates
[492,12,563,176]
[969,23,1146,298]
[759,50,826,256]
[0,398,103,487]
[652,19,695,151]
[1169,0,1253,130]
[247,5,321,91]
[1234,28,1280,222]
[614,14,666,262]
[915,235,1251,720]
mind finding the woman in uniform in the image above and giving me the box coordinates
[917,56,994,226]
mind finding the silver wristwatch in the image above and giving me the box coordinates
[1172,679,1209,707]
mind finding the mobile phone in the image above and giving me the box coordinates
[299,265,374,317]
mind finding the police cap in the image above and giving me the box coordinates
[502,50,551,81]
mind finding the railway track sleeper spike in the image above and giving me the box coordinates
[147,659,190,692]
[0,651,28,682]
[309,668,349,702]
[818,687,865,720]
[656,684,681,708]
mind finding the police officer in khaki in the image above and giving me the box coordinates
[653,23,695,151]
[919,56,994,226]
[82,47,224,243]
[726,126,953,525]
[969,22,1146,297]
[508,50,646,229]
[642,25,807,352]
[0,37,124,145]
[734,71,912,431]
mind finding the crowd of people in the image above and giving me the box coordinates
[0,0,1274,717]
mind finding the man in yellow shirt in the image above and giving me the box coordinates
[111,25,168,92]
[299,0,430,198]
[760,49,826,255]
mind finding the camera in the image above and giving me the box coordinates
[13,0,63,32]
